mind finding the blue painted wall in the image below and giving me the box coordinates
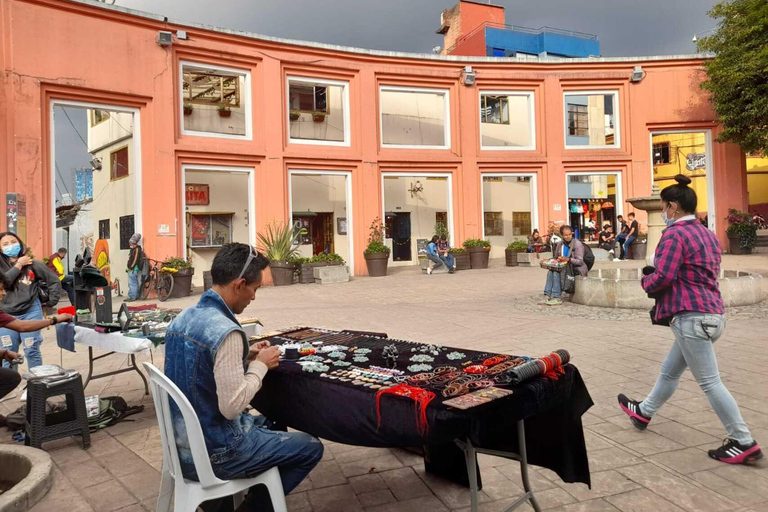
[485,27,600,58]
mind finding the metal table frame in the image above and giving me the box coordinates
[83,346,150,396]
[456,420,542,512]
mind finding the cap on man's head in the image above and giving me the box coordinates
[129,233,142,245]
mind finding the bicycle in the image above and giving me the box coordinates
[139,258,174,302]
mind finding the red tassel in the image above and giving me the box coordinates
[376,383,436,436]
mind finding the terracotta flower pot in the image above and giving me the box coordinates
[468,247,490,269]
[218,109,232,118]
[364,252,389,277]
[269,261,297,286]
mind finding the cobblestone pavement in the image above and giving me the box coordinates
[3,255,768,512]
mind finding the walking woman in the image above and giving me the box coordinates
[618,175,762,464]
[0,232,62,369]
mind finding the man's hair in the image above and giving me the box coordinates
[559,225,573,235]
[617,215,623,220]
[57,247,67,254]
[628,212,635,218]
[211,243,269,286]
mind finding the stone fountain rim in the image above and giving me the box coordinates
[0,445,53,512]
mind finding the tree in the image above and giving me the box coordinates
[697,0,768,157]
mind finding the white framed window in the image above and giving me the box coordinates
[479,91,535,150]
[287,76,350,146]
[179,61,252,140]
[379,86,450,149]
[563,91,619,149]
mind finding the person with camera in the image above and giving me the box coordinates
[0,232,62,369]
[617,175,762,465]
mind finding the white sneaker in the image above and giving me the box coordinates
[20,389,27,402]
[427,267,432,275]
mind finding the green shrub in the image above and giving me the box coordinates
[506,240,528,251]
[463,238,491,249]
[448,248,466,254]
[163,257,193,270]
[258,221,305,262]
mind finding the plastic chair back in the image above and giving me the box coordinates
[143,362,223,488]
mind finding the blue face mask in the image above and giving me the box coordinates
[662,204,677,227]
[2,244,21,258]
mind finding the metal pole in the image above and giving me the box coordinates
[517,420,542,512]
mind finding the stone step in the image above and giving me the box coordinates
[313,265,350,284]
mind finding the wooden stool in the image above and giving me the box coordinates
[24,374,91,449]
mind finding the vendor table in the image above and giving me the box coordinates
[69,322,262,396]
[252,328,593,512]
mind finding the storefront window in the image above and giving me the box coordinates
[380,87,449,148]
[480,92,534,149]
[564,92,618,148]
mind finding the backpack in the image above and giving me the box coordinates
[88,396,144,432]
[582,244,595,271]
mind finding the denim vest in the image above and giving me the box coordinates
[164,289,249,466]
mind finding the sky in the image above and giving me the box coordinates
[55,0,721,194]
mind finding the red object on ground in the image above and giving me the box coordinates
[127,304,158,312]
[57,306,75,315]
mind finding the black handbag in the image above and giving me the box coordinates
[560,263,576,294]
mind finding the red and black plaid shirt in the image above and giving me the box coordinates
[642,219,724,321]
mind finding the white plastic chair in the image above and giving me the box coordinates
[143,363,287,512]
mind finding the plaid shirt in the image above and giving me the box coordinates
[642,219,724,321]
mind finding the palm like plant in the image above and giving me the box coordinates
[257,221,306,262]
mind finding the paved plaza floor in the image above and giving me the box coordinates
[3,254,768,512]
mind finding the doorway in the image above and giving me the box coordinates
[565,172,623,242]
[387,212,412,261]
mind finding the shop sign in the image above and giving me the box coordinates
[686,153,706,171]
[186,184,210,205]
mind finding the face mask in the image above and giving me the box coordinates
[662,205,676,227]
[2,244,21,258]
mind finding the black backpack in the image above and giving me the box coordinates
[582,244,595,271]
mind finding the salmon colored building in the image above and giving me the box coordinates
[0,0,751,284]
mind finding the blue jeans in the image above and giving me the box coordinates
[623,236,636,259]
[640,312,753,445]
[427,254,444,269]
[439,254,455,269]
[544,270,561,298]
[61,275,76,305]
[616,234,627,258]
[182,415,323,494]
[128,269,140,299]
[0,299,44,368]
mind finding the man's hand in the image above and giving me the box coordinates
[557,256,570,263]
[15,255,32,268]
[255,346,280,370]
[1,350,20,363]
[247,340,271,361]
[56,313,73,324]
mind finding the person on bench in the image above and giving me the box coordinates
[164,243,323,510]
[426,236,449,275]
[599,224,617,260]
[622,213,639,260]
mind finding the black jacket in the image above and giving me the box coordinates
[0,232,62,315]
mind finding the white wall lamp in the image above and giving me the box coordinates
[461,66,476,86]
[630,66,645,83]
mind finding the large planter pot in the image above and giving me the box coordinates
[727,234,752,255]
[505,249,523,267]
[218,109,232,118]
[468,247,490,269]
[170,267,194,298]
[452,252,471,270]
[630,243,648,260]
[364,252,389,277]
[270,261,297,286]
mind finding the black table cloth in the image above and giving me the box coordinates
[251,329,593,487]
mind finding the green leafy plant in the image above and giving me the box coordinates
[636,233,648,242]
[463,238,491,249]
[163,257,193,270]
[506,240,528,251]
[217,104,230,111]
[726,208,758,249]
[448,248,466,254]
[434,222,449,240]
[311,253,345,264]
[364,217,390,254]
[258,221,306,262]
[697,0,768,157]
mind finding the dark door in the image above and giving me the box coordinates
[312,213,334,255]
[392,212,411,261]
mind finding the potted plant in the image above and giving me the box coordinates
[257,221,305,286]
[630,233,648,260]
[505,240,528,267]
[726,209,758,255]
[296,253,346,284]
[434,222,449,240]
[163,257,194,298]
[218,105,232,118]
[312,112,326,123]
[463,238,491,269]
[449,248,470,270]
[364,217,390,277]
[183,104,194,116]
[289,110,301,121]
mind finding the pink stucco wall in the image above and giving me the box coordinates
[0,0,748,276]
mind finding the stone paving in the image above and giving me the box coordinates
[2,254,768,512]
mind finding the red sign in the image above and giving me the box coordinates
[186,184,210,205]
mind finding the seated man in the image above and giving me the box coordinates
[164,243,323,508]
[436,236,455,272]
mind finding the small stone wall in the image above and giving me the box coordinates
[0,445,53,511]
[573,268,765,309]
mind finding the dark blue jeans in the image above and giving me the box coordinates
[616,234,627,258]
[623,236,637,259]
[61,275,76,305]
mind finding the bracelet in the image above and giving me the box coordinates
[50,317,57,325]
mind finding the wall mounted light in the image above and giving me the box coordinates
[157,31,173,47]
[630,66,645,83]
[461,66,476,86]
[408,180,424,198]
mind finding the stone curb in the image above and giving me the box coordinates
[0,445,53,512]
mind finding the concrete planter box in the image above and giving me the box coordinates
[299,261,343,284]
